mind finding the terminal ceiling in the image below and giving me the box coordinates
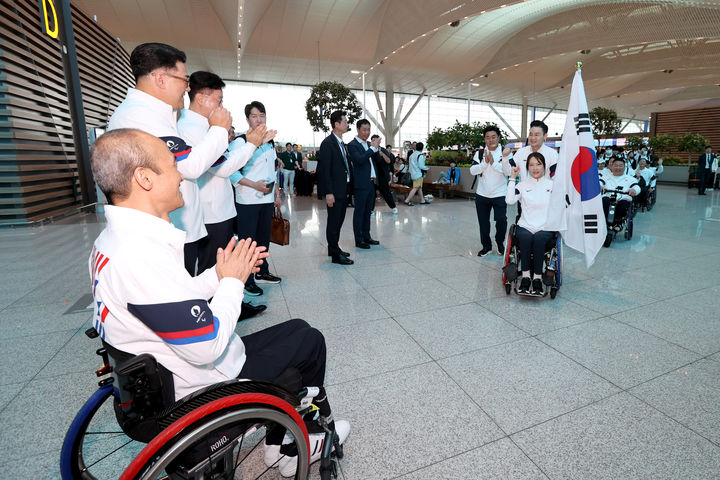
[75,0,720,119]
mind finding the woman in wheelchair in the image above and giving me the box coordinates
[505,152,555,295]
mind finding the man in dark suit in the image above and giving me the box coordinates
[317,110,353,265]
[347,119,382,249]
[371,140,397,214]
[697,145,715,195]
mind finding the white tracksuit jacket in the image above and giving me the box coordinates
[90,205,246,400]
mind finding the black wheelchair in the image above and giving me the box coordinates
[60,328,343,480]
[502,224,563,299]
[603,189,634,247]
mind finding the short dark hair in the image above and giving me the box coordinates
[356,119,370,130]
[188,71,225,102]
[526,151,546,170]
[293,144,298,148]
[91,129,159,204]
[371,134,380,140]
[483,125,501,137]
[611,155,625,164]
[706,145,713,150]
[386,144,392,149]
[330,110,346,129]
[130,43,186,81]
[529,120,548,134]
[416,142,424,151]
[244,101,266,118]
[286,142,293,147]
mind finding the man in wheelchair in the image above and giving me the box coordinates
[600,156,640,223]
[504,152,556,295]
[88,129,350,478]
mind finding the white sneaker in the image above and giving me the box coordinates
[392,207,398,214]
[278,420,351,478]
[264,428,293,468]
[264,443,282,468]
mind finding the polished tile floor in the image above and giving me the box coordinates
[1,185,720,479]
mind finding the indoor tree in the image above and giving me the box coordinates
[305,81,362,133]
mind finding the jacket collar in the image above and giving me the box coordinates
[104,205,186,247]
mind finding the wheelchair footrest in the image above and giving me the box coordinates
[542,272,555,286]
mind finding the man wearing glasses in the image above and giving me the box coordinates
[108,43,231,275]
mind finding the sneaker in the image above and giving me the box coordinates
[264,426,296,468]
[392,207,398,214]
[477,247,492,257]
[519,277,531,293]
[532,278,543,295]
[244,283,263,296]
[256,272,281,284]
[496,243,504,256]
[278,420,351,478]
[264,443,282,468]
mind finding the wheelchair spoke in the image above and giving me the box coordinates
[234,433,264,468]
[85,430,125,435]
[84,438,135,469]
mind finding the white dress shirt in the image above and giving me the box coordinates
[355,136,377,179]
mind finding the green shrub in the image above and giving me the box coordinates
[426,150,468,166]
[659,155,683,166]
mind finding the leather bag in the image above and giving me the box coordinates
[270,207,290,245]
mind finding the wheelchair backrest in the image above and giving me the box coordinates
[102,341,176,442]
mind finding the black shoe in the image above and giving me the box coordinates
[532,278,543,295]
[327,250,351,257]
[478,247,492,257]
[365,238,380,245]
[244,283,264,296]
[332,255,354,265]
[238,302,266,321]
[255,272,281,284]
[519,277,531,293]
[355,242,370,249]
[496,243,504,256]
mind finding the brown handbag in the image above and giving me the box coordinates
[270,207,290,245]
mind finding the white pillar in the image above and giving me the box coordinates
[467,83,471,124]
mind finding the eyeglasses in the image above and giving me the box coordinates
[164,73,190,86]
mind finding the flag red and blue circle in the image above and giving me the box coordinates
[571,146,601,201]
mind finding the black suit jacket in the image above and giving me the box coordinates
[317,133,351,198]
[698,153,715,174]
[374,148,394,185]
[347,138,376,191]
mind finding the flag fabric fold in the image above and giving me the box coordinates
[545,70,606,268]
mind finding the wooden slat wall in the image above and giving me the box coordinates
[0,0,133,224]
[650,106,720,161]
